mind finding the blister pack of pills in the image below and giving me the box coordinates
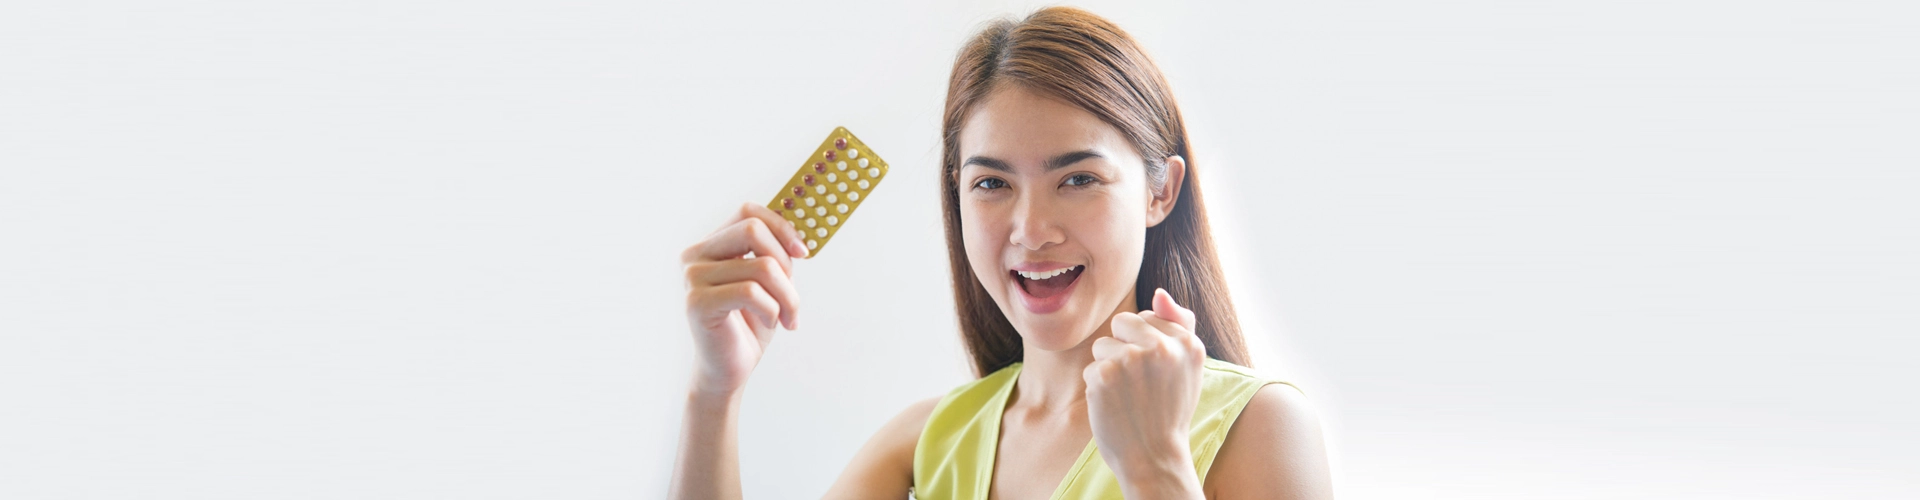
[766,127,889,256]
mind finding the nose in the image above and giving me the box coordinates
[1008,189,1065,251]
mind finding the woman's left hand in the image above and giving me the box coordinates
[1085,288,1207,496]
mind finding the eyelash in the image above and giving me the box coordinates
[970,174,1099,191]
[973,177,1007,190]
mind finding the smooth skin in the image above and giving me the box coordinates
[671,86,1332,499]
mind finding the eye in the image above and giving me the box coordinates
[972,177,1007,190]
[1062,173,1098,187]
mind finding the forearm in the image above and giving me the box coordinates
[668,387,747,500]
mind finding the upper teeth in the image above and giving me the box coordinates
[1017,266,1079,280]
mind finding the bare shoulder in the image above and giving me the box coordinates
[882,395,943,448]
[1204,383,1334,500]
[820,395,943,499]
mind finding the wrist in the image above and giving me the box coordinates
[686,381,746,410]
[688,367,749,402]
[1111,441,1203,500]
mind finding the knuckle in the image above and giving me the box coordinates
[681,237,714,263]
[743,216,770,237]
[739,279,768,298]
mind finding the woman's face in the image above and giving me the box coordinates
[956,85,1181,353]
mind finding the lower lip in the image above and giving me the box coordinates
[1014,270,1081,315]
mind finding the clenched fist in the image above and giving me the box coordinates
[1084,288,1207,492]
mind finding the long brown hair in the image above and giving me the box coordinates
[941,7,1250,377]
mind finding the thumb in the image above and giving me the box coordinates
[1152,288,1197,331]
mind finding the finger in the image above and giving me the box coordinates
[686,257,801,330]
[739,202,810,259]
[1091,336,1131,361]
[690,281,781,338]
[685,217,793,278]
[1138,310,1204,359]
[1152,288,1198,332]
[1138,310,1192,336]
[1082,359,1113,387]
[1108,312,1162,348]
[1135,310,1191,339]
[680,203,807,264]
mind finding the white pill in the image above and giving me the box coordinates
[848,169,859,180]
[868,167,880,177]
[788,220,797,229]
[857,158,869,168]
[815,185,826,194]
[849,149,859,159]
[815,227,827,237]
[826,193,837,203]
[837,203,848,214]
[858,179,870,189]
[807,239,817,249]
[792,209,805,218]
[815,206,826,216]
[805,197,816,207]
[848,191,859,201]
[837,161,847,171]
[826,173,837,183]
[836,182,847,192]
[827,215,838,226]
[805,218,816,228]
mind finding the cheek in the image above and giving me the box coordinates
[1076,197,1148,283]
[958,203,1005,283]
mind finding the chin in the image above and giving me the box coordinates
[1013,315,1100,352]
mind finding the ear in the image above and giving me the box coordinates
[1145,155,1186,228]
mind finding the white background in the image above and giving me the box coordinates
[3,1,1915,498]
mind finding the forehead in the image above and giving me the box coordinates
[957,86,1133,163]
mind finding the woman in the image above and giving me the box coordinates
[671,7,1332,499]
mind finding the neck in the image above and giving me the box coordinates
[1010,288,1139,413]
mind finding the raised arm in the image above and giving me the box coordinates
[668,203,808,500]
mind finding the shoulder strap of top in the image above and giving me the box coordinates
[912,362,1022,500]
[1188,358,1303,481]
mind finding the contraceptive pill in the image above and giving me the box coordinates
[765,127,888,256]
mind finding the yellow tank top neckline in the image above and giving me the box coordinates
[910,358,1302,500]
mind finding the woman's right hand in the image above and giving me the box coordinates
[680,202,810,397]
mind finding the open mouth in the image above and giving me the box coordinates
[1012,265,1085,300]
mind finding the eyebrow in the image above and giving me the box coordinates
[962,150,1106,173]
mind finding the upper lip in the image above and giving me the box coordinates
[1010,261,1082,280]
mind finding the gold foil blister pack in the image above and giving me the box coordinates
[766,127,888,256]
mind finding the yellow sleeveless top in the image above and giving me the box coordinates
[911,358,1301,499]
